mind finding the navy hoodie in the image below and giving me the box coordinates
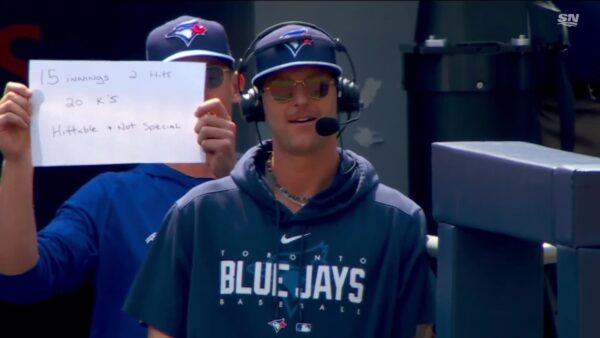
[125,142,434,338]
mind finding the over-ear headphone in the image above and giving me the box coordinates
[236,21,361,123]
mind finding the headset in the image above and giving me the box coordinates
[236,21,362,123]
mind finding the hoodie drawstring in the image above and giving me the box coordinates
[297,222,309,327]
[273,202,282,321]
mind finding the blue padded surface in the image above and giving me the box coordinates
[437,223,544,338]
[557,246,600,338]
[555,166,600,247]
[432,141,600,246]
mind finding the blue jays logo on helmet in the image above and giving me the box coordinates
[280,28,313,57]
[165,19,207,47]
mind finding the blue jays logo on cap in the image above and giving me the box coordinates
[280,28,313,57]
[251,23,342,85]
[165,19,207,47]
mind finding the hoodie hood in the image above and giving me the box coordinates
[230,141,379,221]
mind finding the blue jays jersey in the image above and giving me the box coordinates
[0,164,210,338]
[125,143,435,338]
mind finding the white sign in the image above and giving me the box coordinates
[29,60,206,166]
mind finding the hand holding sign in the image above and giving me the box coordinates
[29,60,207,166]
[194,98,237,178]
[0,82,32,163]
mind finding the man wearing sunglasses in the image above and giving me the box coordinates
[0,15,239,338]
[125,22,434,338]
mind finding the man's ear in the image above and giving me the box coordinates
[231,71,245,103]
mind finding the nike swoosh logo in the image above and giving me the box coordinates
[281,233,311,245]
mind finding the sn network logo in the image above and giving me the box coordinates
[557,13,579,27]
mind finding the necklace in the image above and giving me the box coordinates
[265,153,310,207]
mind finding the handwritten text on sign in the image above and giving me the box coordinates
[29,60,206,166]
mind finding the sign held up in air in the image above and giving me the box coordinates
[29,60,206,166]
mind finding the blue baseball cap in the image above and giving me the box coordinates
[251,23,342,86]
[146,15,235,67]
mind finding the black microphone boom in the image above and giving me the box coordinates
[315,117,340,136]
[315,115,361,137]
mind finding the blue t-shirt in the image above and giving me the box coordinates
[125,143,435,338]
[0,164,210,338]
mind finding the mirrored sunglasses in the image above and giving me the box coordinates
[263,75,335,102]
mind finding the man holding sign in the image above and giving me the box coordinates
[0,15,239,338]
